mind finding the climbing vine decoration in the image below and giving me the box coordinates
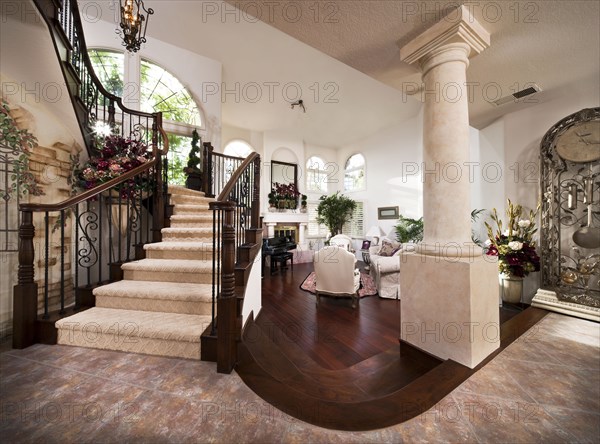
[0,100,44,200]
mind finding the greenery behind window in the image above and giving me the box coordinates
[87,50,203,185]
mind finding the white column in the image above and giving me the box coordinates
[299,222,307,245]
[420,43,474,253]
[265,223,276,238]
[399,6,499,369]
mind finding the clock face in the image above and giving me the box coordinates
[555,120,600,163]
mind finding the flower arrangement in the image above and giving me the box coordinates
[485,199,541,278]
[271,182,300,209]
[76,135,151,196]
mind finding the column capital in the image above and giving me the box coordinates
[400,5,490,66]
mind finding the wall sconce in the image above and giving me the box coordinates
[118,0,154,53]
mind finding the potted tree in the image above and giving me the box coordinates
[316,192,356,235]
[184,129,202,191]
[268,191,277,211]
[300,194,307,213]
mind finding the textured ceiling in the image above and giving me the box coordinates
[226,0,600,128]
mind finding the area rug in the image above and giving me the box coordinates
[300,271,378,297]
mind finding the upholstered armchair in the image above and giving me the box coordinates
[329,234,355,252]
[314,246,360,308]
[368,238,415,299]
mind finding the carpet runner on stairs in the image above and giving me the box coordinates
[56,185,215,360]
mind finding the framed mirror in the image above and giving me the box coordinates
[271,160,297,190]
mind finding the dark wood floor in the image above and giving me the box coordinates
[236,261,546,430]
[260,261,522,371]
[260,262,401,370]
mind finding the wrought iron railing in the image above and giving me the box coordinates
[201,143,245,198]
[210,152,261,373]
[12,0,169,349]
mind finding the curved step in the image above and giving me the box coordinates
[94,280,213,315]
[122,258,212,284]
[144,241,214,260]
[173,204,211,215]
[169,185,206,197]
[237,318,471,430]
[161,227,213,242]
[169,214,213,228]
[56,307,211,359]
[171,194,214,205]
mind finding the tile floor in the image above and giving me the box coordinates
[1,312,598,443]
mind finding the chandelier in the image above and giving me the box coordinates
[118,0,154,53]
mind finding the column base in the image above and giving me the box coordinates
[399,252,499,368]
[416,241,483,258]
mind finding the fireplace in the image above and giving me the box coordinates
[273,224,299,243]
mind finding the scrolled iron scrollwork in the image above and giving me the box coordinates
[540,107,600,307]
[76,208,99,268]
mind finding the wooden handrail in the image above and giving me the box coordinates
[216,152,261,202]
[158,126,169,156]
[19,158,158,212]
[69,2,155,120]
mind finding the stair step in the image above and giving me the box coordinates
[144,241,214,260]
[94,280,213,315]
[122,259,212,284]
[173,204,211,215]
[161,227,214,242]
[169,185,206,198]
[169,214,213,228]
[171,194,214,205]
[56,307,211,359]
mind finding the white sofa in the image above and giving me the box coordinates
[369,238,415,299]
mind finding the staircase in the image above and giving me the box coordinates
[55,186,215,359]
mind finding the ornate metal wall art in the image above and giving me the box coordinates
[539,107,600,308]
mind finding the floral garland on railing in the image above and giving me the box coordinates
[76,134,151,197]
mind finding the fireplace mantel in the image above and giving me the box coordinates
[262,212,309,224]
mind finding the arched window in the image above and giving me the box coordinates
[87,49,204,185]
[140,58,202,126]
[306,156,328,193]
[89,49,124,96]
[223,140,253,158]
[344,153,365,191]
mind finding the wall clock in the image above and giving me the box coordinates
[555,119,600,163]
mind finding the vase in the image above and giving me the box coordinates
[501,274,523,303]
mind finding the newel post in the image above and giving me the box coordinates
[13,210,38,349]
[251,156,261,229]
[202,142,214,198]
[217,202,237,373]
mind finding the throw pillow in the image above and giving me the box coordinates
[378,240,397,257]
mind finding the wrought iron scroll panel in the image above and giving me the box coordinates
[540,107,600,308]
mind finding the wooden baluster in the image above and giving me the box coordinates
[152,116,164,242]
[216,202,237,373]
[12,210,38,349]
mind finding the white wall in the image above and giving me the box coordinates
[338,111,424,243]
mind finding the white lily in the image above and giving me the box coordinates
[518,219,531,228]
[508,241,523,251]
